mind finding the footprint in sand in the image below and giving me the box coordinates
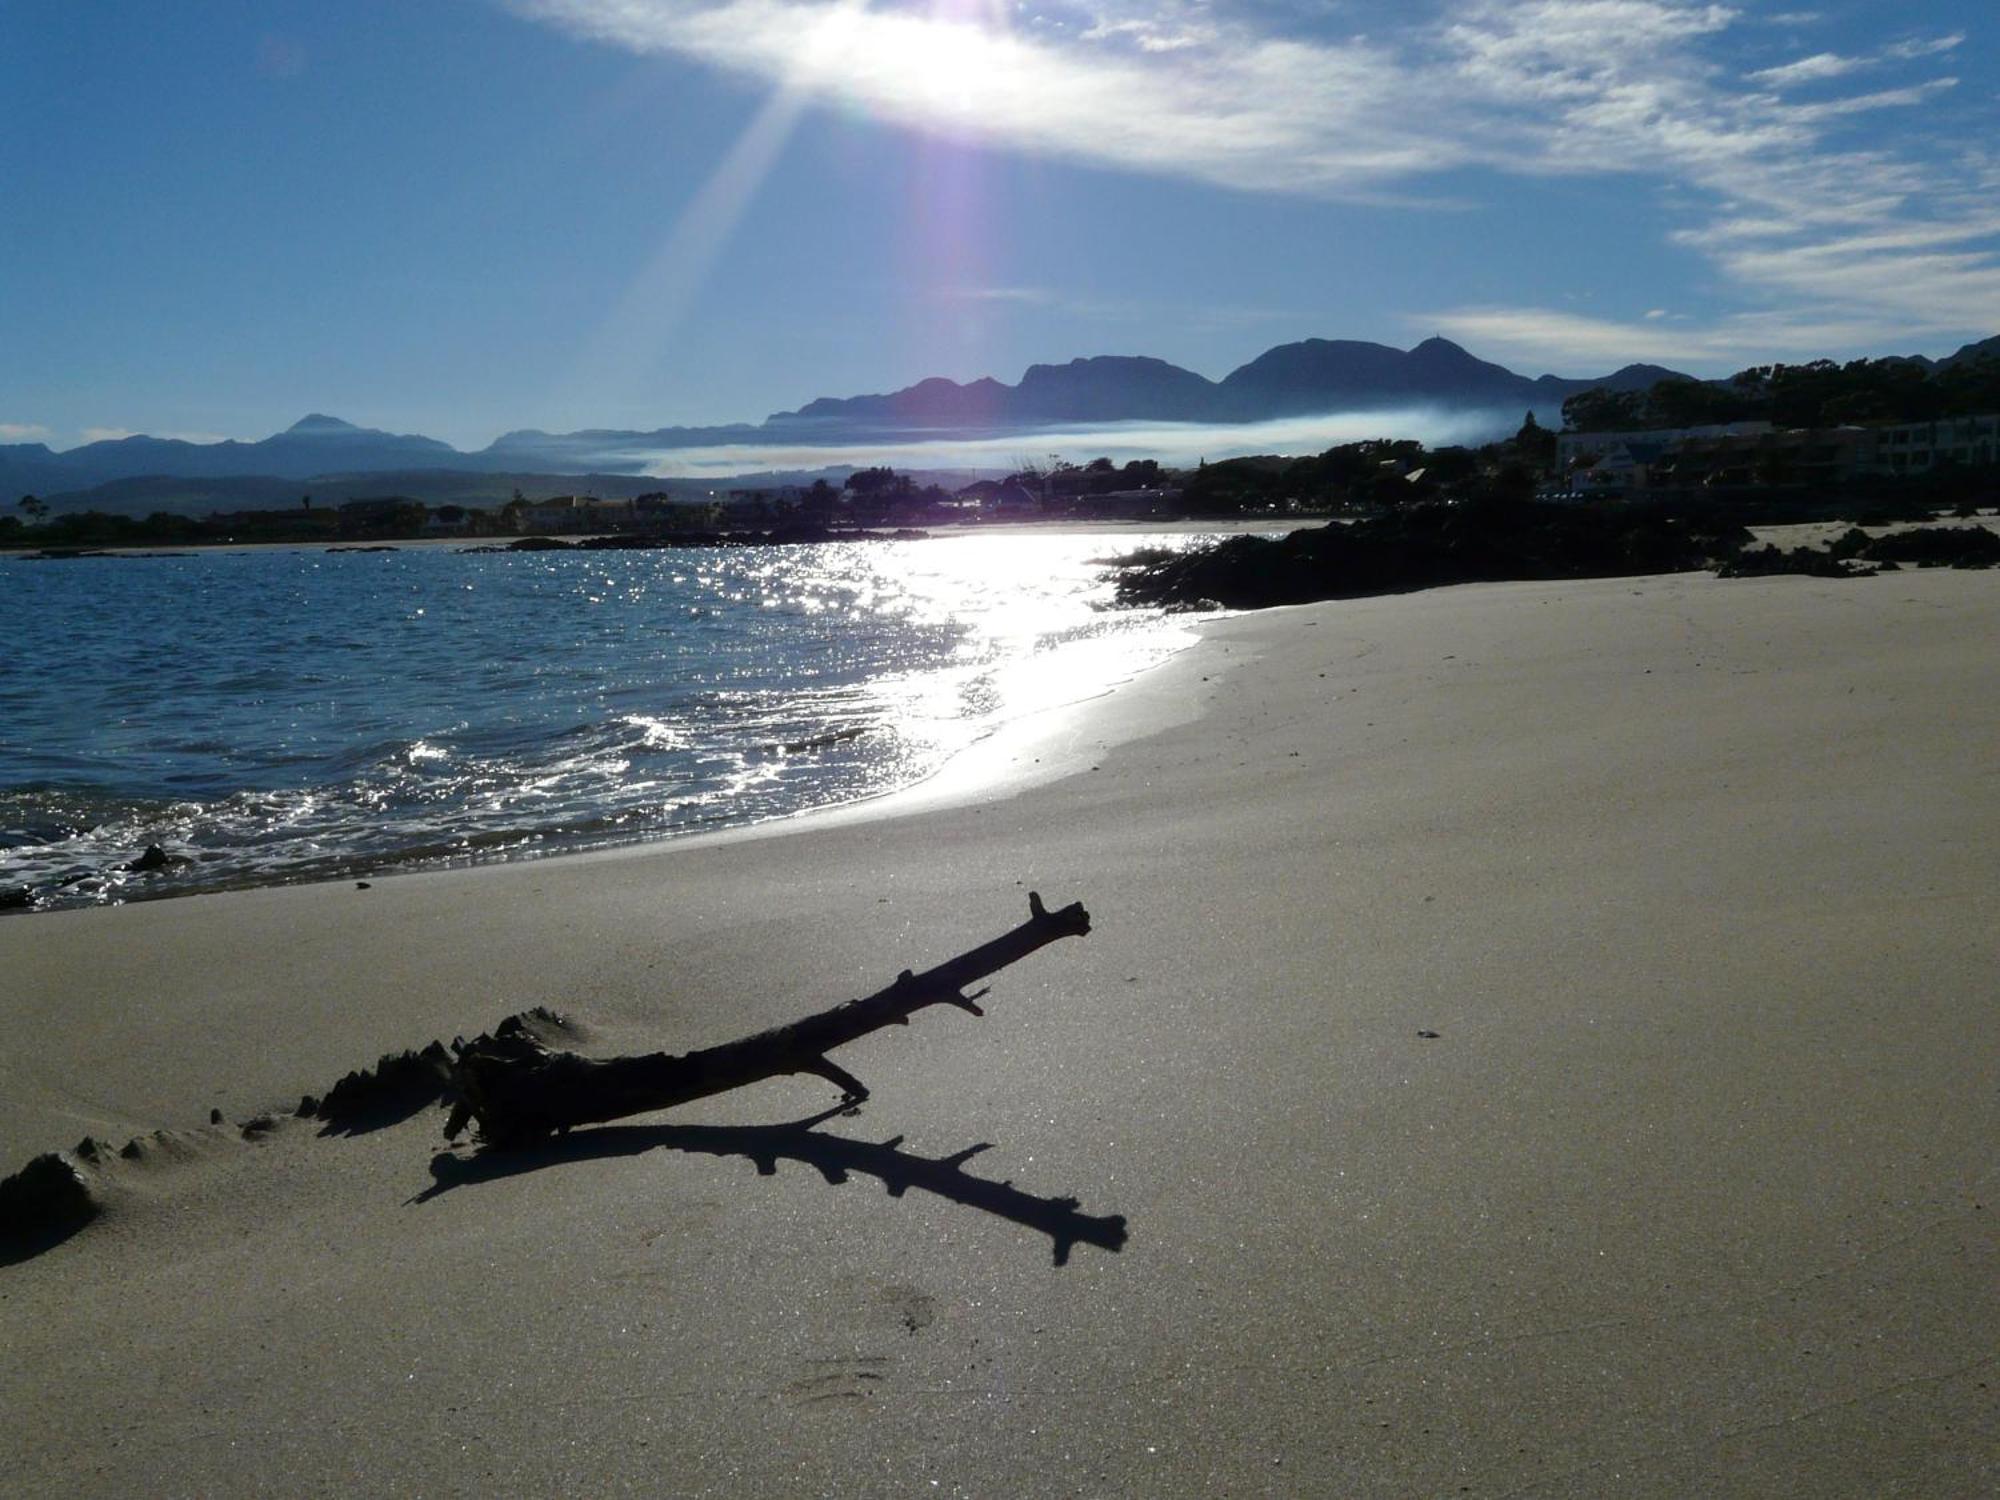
[783,1356,889,1408]
[879,1283,936,1336]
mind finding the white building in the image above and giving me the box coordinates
[1863,415,1999,475]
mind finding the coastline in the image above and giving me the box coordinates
[4,566,1996,1495]
[0,523,1287,910]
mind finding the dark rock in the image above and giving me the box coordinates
[1114,500,1753,611]
[297,1094,320,1118]
[0,1153,102,1254]
[240,1114,278,1138]
[122,844,189,874]
[1855,525,2000,569]
[0,886,35,911]
[119,1138,145,1160]
[1716,544,1866,579]
[209,1108,224,1125]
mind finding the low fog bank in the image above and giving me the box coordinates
[629,406,1537,480]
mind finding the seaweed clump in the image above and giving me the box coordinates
[1850,525,2000,568]
[1716,545,1868,579]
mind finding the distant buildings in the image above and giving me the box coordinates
[516,495,635,533]
[1869,414,2000,474]
[1556,415,2000,500]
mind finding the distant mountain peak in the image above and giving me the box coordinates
[287,413,360,434]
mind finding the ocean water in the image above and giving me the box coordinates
[0,533,1214,911]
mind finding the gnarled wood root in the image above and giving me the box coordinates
[445,892,1090,1147]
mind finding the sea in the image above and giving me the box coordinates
[0,531,1221,912]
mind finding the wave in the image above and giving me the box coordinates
[0,533,1213,910]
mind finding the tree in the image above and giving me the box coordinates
[17,494,47,523]
[1482,460,1538,503]
[844,467,897,498]
[1513,411,1557,467]
[1560,388,1642,434]
[801,478,840,518]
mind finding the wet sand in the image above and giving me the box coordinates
[3,567,1996,1496]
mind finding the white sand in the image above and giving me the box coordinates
[2,566,1996,1497]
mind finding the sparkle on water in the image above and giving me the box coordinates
[0,533,1217,909]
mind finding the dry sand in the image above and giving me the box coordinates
[2,566,1995,1497]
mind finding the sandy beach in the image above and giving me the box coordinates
[3,566,1995,1497]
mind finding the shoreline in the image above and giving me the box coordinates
[0,522,1285,914]
[0,513,1313,560]
[4,566,1996,1495]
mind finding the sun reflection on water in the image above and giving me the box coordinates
[0,532,1225,907]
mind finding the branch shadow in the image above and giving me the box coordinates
[409,1107,1128,1267]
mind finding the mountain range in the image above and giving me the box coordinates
[7,332,1995,510]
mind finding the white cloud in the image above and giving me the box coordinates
[0,422,52,442]
[1748,31,1962,88]
[1747,51,1863,87]
[80,427,139,443]
[510,1,2000,366]
[1886,33,1963,61]
[1423,305,1911,371]
[1781,77,1957,121]
[509,0,1471,195]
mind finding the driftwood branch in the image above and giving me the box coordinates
[445,892,1090,1146]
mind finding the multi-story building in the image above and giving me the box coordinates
[1561,415,1999,498]
[1862,415,1999,475]
[1556,422,1771,472]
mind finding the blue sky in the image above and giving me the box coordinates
[3,0,1995,451]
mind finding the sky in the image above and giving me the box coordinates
[2,0,1995,453]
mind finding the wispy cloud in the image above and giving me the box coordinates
[79,427,139,444]
[511,1,1998,368]
[1747,31,1961,89]
[1421,5,1994,366]
[1887,33,1965,61]
[0,422,52,442]
[509,0,1471,196]
[1747,52,1867,87]
[1423,305,1914,370]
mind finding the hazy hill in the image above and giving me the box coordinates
[0,338,1703,497]
[15,331,1993,508]
[769,338,1689,437]
[1,414,459,497]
